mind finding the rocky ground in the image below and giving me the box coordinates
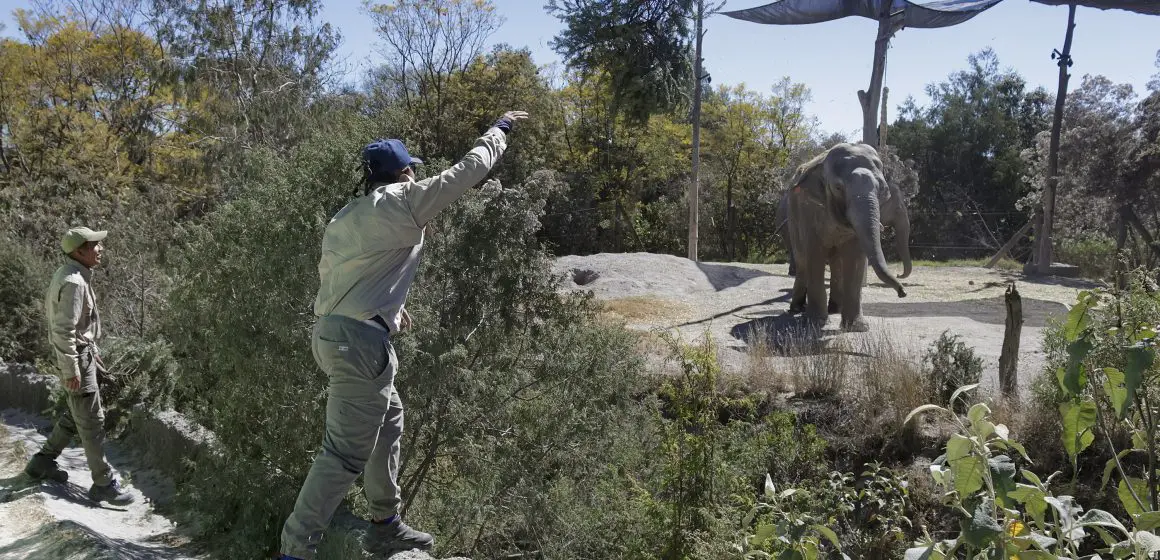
[553,252,1096,397]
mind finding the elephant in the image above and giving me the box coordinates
[783,142,908,332]
[776,150,912,282]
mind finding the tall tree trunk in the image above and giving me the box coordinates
[857,17,893,147]
[1037,4,1077,274]
[879,86,890,147]
[688,0,705,262]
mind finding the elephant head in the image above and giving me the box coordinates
[818,143,906,298]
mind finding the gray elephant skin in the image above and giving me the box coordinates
[782,143,909,332]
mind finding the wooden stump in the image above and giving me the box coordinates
[999,282,1023,398]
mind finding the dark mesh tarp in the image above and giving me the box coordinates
[1031,0,1160,15]
[722,0,1005,28]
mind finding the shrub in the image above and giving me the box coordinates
[0,238,51,364]
[97,335,179,432]
[789,336,849,398]
[1056,232,1116,279]
[162,126,673,559]
[924,330,983,413]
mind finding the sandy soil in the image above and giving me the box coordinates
[0,409,198,560]
[553,252,1097,397]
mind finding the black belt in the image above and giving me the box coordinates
[370,315,391,332]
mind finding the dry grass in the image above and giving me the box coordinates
[740,321,791,394]
[847,325,934,448]
[788,335,849,398]
[601,295,690,322]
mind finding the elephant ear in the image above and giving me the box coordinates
[790,158,827,207]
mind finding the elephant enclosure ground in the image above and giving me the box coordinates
[554,252,1096,397]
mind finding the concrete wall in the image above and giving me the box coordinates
[0,361,218,483]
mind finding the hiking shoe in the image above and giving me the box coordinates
[89,478,136,505]
[368,516,434,553]
[24,454,69,483]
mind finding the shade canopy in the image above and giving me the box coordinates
[721,0,1005,28]
[1030,0,1160,15]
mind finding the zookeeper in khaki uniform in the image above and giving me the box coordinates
[278,110,529,560]
[23,226,135,506]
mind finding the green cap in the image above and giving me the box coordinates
[61,226,107,254]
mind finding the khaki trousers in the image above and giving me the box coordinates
[36,346,113,486]
[281,315,404,559]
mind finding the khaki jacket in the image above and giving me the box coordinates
[45,257,101,381]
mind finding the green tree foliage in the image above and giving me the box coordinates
[891,49,1052,260]
[547,0,694,122]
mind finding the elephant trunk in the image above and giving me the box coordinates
[847,172,907,298]
[895,204,912,279]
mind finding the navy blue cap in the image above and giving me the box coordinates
[362,139,423,175]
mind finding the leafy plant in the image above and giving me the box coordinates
[925,331,983,413]
[905,385,1160,559]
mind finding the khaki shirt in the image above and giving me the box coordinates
[45,257,101,381]
[314,127,508,331]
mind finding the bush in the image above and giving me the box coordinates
[97,335,179,433]
[0,238,51,364]
[924,330,983,413]
[161,125,680,559]
[1056,232,1116,279]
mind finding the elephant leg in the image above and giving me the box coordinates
[827,249,841,315]
[786,239,797,276]
[838,240,869,332]
[801,244,828,329]
[789,275,807,314]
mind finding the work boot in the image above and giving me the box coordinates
[368,515,434,554]
[24,454,69,483]
[89,478,136,505]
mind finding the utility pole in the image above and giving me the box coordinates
[688,0,706,262]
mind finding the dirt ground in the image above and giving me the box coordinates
[553,252,1097,397]
[0,409,198,560]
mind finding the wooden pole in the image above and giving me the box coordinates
[999,282,1023,398]
[1037,4,1077,274]
[986,221,1033,268]
[688,0,705,262]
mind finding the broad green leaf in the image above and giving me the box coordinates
[1132,430,1148,451]
[812,525,841,549]
[949,384,979,408]
[1060,399,1097,462]
[903,545,936,560]
[904,404,947,427]
[1103,367,1130,420]
[1063,291,1096,341]
[947,435,985,497]
[1132,530,1160,553]
[1011,552,1060,560]
[1078,509,1129,536]
[968,402,990,426]
[1134,511,1160,531]
[1102,450,1134,491]
[961,500,1002,548]
[1022,470,1044,487]
[1045,495,1086,542]
[752,522,777,544]
[1010,484,1048,528]
[1059,339,1093,396]
[1120,346,1154,418]
[989,455,1017,507]
[1118,477,1148,517]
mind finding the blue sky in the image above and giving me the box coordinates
[3,1,1158,138]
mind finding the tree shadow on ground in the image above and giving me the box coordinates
[861,296,1068,328]
[0,520,195,560]
[696,262,773,291]
[729,313,870,358]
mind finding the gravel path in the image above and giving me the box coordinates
[553,252,1097,397]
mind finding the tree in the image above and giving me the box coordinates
[366,0,504,158]
[890,49,1052,260]
[547,0,694,123]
